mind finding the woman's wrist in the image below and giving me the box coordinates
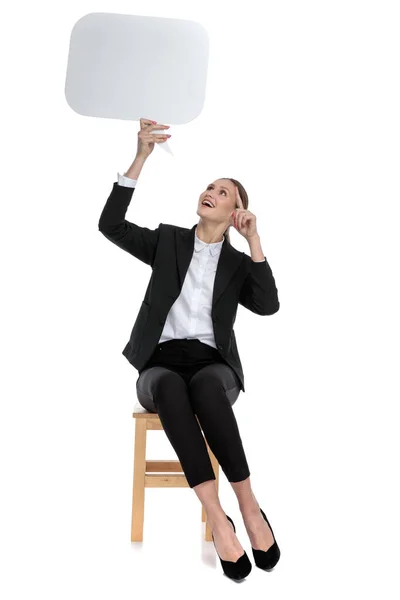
[124,154,147,179]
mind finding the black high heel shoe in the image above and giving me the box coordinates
[251,508,281,571]
[212,514,252,580]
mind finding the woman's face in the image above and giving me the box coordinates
[197,179,237,223]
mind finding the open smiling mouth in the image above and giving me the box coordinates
[201,200,214,208]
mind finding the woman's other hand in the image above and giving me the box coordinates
[231,186,259,240]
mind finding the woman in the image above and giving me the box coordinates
[98,118,281,580]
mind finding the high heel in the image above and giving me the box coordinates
[251,508,281,571]
[212,514,252,580]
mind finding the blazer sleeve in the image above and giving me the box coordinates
[98,182,161,267]
[238,255,280,315]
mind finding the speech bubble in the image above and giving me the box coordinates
[65,13,210,154]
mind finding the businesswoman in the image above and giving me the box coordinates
[98,118,280,580]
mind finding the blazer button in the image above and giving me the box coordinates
[217,344,223,350]
[159,319,164,326]
[213,316,218,322]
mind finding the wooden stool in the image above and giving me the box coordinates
[131,401,220,542]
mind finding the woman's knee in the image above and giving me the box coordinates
[189,363,241,406]
[136,366,188,410]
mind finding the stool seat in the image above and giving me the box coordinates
[131,401,219,542]
[133,400,161,417]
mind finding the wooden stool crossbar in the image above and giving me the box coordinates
[131,401,220,542]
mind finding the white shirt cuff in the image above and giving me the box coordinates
[117,172,137,187]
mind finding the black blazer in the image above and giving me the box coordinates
[98,182,280,392]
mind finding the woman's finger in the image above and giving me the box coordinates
[234,186,243,210]
[239,211,248,232]
[143,133,170,140]
[140,118,156,128]
[149,123,170,132]
[140,130,170,139]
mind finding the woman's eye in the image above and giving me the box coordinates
[207,186,226,195]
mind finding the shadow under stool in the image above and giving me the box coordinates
[131,401,220,542]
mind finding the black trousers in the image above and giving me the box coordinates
[136,338,251,488]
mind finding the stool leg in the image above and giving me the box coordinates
[131,418,147,542]
[203,438,220,542]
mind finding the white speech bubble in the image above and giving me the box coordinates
[65,13,210,155]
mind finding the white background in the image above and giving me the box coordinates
[1,0,399,597]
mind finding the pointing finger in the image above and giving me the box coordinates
[235,186,244,210]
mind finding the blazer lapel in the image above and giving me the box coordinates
[175,224,244,308]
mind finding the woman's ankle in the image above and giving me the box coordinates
[239,497,261,517]
[206,509,231,531]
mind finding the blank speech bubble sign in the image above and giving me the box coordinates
[64,12,210,127]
